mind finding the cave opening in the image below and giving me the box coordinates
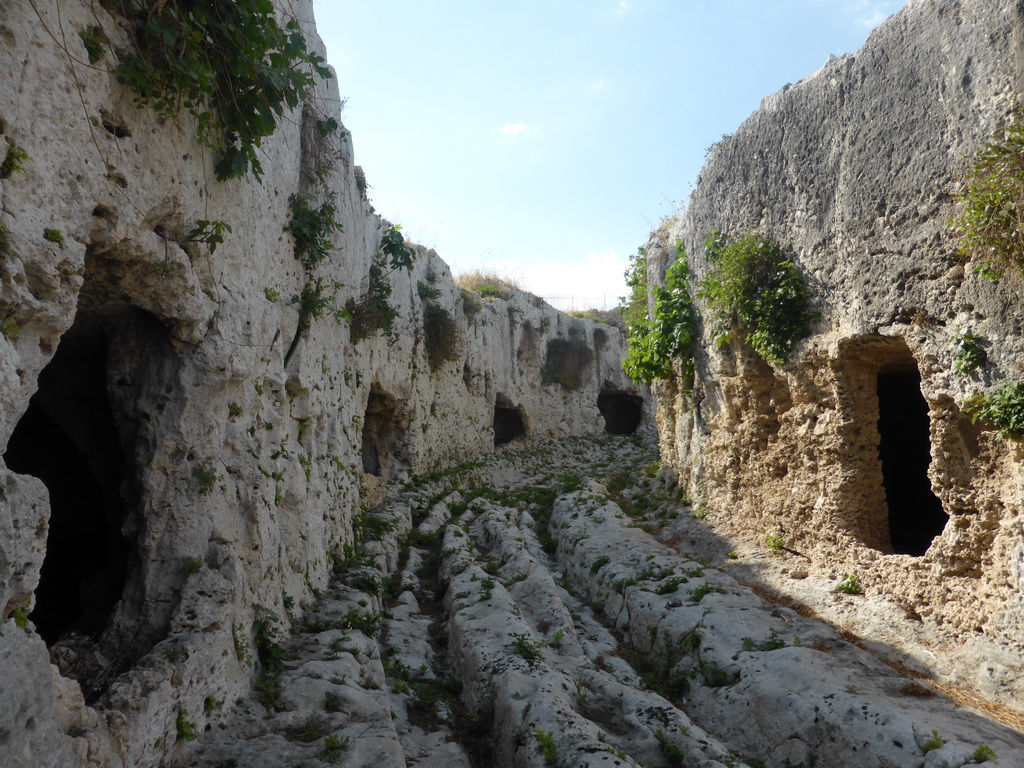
[876,366,948,556]
[4,326,130,645]
[598,391,643,435]
[361,387,407,479]
[493,396,526,446]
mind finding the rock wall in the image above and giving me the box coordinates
[651,0,1024,709]
[0,2,646,765]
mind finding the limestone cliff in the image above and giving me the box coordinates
[0,2,645,765]
[651,0,1024,710]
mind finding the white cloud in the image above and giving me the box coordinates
[589,79,606,93]
[846,0,904,29]
[617,1,632,16]
[496,123,529,136]
[521,250,629,311]
[493,123,540,145]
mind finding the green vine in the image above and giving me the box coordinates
[697,230,815,365]
[287,192,341,267]
[621,242,698,385]
[113,0,331,181]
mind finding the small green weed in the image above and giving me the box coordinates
[509,632,544,661]
[322,734,352,763]
[1,144,28,178]
[764,531,786,555]
[43,228,65,249]
[535,729,558,766]
[922,730,944,752]
[973,744,997,762]
[590,555,611,573]
[688,584,726,602]
[176,708,197,742]
[952,329,987,376]
[264,286,280,302]
[192,461,218,494]
[834,573,863,595]
[79,25,106,63]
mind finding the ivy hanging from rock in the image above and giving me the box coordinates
[113,0,332,181]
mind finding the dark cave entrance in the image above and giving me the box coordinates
[4,325,131,645]
[598,391,643,435]
[877,366,948,556]
[361,386,408,479]
[493,396,526,447]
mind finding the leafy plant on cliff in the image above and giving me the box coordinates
[621,242,699,385]
[967,381,1024,439]
[79,25,107,64]
[697,230,815,365]
[346,226,416,342]
[952,112,1024,281]
[951,328,987,377]
[287,192,341,267]
[185,219,231,255]
[113,0,331,181]
[1,144,28,178]
[252,603,290,708]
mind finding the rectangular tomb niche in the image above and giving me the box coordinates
[493,395,527,446]
[876,362,948,556]
[597,389,643,435]
[361,386,409,480]
[837,336,948,556]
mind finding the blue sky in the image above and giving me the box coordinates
[311,1,906,309]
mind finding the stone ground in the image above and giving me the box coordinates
[177,434,1024,768]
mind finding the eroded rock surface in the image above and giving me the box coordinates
[179,435,1024,768]
[0,1,645,764]
[646,0,1024,713]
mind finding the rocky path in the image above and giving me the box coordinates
[179,435,1024,768]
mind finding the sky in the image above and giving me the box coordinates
[311,1,907,310]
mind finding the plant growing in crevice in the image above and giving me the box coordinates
[113,0,331,181]
[834,572,863,595]
[951,328,987,377]
[252,603,289,708]
[698,230,815,365]
[176,708,197,742]
[192,460,217,494]
[346,226,416,342]
[287,192,341,267]
[185,219,231,255]
[973,744,997,762]
[922,729,944,752]
[535,729,558,766]
[423,303,459,371]
[967,381,1024,439]
[953,110,1024,280]
[1,144,28,178]
[43,229,65,249]
[79,25,107,63]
